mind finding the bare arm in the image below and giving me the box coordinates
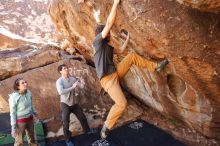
[101,0,120,38]
[114,32,130,54]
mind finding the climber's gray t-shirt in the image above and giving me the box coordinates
[93,33,116,79]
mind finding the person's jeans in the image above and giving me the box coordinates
[61,103,90,141]
[14,120,37,146]
[100,52,157,129]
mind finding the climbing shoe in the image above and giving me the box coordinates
[156,59,169,72]
[100,124,110,139]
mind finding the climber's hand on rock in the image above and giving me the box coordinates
[114,0,120,5]
[120,29,129,39]
[78,0,84,3]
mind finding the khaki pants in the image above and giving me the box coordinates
[100,53,157,129]
[14,120,37,146]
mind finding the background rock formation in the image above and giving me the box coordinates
[0,0,59,48]
[48,0,220,139]
[175,0,220,13]
[0,34,28,48]
[0,45,61,80]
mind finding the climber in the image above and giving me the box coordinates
[92,0,169,139]
[56,64,95,146]
[9,78,39,146]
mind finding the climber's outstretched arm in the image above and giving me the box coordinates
[102,0,120,39]
[114,32,130,54]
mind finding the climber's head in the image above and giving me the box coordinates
[95,24,105,36]
[95,24,111,41]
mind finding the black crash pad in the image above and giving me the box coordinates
[0,113,11,134]
[48,119,186,146]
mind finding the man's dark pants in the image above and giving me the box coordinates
[61,103,90,141]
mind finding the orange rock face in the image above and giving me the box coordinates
[48,0,220,139]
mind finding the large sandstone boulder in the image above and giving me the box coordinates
[175,0,220,13]
[48,0,220,139]
[0,34,28,49]
[0,45,61,81]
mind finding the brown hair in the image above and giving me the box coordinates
[58,64,67,73]
[95,24,105,36]
[13,78,23,91]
